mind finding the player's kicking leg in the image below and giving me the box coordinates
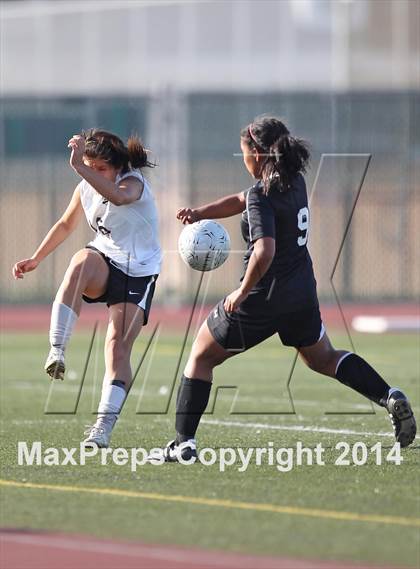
[299,334,417,448]
[45,248,109,380]
[83,302,144,448]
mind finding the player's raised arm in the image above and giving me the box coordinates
[12,186,83,279]
[176,192,246,224]
[68,134,144,206]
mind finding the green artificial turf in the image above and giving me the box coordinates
[1,330,419,567]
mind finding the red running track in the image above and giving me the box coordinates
[0,530,397,569]
[1,303,419,332]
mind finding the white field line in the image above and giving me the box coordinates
[7,381,420,413]
[200,418,420,440]
[4,381,383,410]
[7,419,77,426]
[4,416,172,427]
[4,416,420,442]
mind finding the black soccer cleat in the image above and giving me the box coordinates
[386,390,417,448]
[163,439,198,464]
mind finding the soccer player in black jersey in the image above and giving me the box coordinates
[160,116,416,462]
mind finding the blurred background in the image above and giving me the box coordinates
[1,0,419,308]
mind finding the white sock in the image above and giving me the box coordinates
[49,302,78,351]
[97,383,127,421]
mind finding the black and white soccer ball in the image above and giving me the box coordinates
[178,220,230,272]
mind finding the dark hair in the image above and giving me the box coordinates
[240,116,310,194]
[82,128,155,172]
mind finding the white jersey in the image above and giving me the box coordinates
[78,169,162,277]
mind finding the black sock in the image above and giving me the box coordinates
[111,379,126,390]
[175,375,212,442]
[335,353,390,406]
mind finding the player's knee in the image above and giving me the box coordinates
[69,249,90,266]
[66,251,97,287]
[192,348,223,369]
[305,358,323,373]
[210,353,227,367]
[305,349,337,376]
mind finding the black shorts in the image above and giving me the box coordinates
[207,292,324,352]
[82,246,157,325]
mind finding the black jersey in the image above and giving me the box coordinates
[240,174,318,313]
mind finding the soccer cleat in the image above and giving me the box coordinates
[163,439,198,463]
[83,415,117,448]
[44,347,65,380]
[147,439,198,464]
[386,390,417,448]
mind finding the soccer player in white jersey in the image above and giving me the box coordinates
[12,129,162,447]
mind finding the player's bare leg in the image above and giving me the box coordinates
[84,302,144,447]
[298,333,416,447]
[154,321,233,463]
[298,333,346,378]
[45,248,109,380]
[184,320,234,381]
[56,248,109,316]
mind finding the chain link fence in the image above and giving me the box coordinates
[1,91,419,305]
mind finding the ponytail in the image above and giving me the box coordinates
[241,116,310,194]
[263,135,310,193]
[127,134,156,170]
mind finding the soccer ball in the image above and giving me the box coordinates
[178,220,230,272]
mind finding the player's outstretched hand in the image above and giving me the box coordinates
[12,258,39,279]
[176,207,199,225]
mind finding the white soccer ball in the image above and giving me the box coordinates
[178,220,230,272]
